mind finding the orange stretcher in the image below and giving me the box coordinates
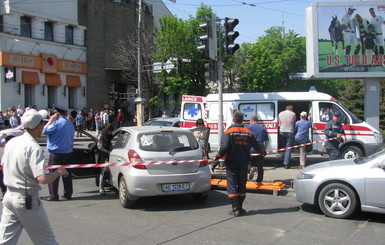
[210,178,286,196]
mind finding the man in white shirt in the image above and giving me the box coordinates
[369,7,385,55]
[341,7,360,55]
[0,109,69,245]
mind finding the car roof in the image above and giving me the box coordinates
[119,126,188,133]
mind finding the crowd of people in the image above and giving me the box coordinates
[0,105,133,134]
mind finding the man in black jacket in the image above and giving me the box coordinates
[214,111,264,217]
[324,111,346,160]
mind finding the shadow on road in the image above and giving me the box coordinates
[246,206,301,216]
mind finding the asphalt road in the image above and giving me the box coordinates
[4,177,385,245]
[1,138,385,244]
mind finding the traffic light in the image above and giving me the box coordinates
[197,13,217,60]
[204,60,217,82]
[197,22,210,57]
[115,92,119,100]
[224,17,240,56]
[108,92,113,100]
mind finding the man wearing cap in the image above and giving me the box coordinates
[0,109,68,244]
[369,7,385,55]
[324,111,346,160]
[294,112,312,169]
[43,104,75,201]
[341,7,360,56]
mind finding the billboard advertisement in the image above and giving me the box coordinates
[306,1,385,78]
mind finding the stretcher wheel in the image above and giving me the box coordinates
[273,190,279,196]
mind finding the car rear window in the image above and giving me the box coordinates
[138,132,199,152]
[144,121,173,127]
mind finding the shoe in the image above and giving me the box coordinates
[99,189,105,195]
[248,167,256,180]
[284,165,291,169]
[43,197,59,201]
[297,166,305,169]
[61,195,72,200]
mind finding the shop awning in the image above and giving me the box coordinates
[45,73,62,86]
[21,71,40,85]
[66,75,81,87]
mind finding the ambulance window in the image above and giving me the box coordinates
[208,103,230,121]
[319,103,350,124]
[183,103,202,120]
[239,103,274,121]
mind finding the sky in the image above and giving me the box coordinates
[162,0,382,44]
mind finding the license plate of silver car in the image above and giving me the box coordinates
[161,183,190,192]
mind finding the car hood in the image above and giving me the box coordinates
[303,158,357,173]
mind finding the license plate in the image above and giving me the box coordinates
[161,183,190,192]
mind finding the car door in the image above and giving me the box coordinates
[108,130,131,187]
[365,161,385,208]
[71,130,100,179]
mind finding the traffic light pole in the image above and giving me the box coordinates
[216,15,224,149]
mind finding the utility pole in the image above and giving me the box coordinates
[135,0,145,126]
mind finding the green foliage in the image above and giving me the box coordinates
[228,27,306,92]
[153,5,214,97]
[337,80,365,120]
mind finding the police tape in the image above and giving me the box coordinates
[250,137,337,156]
[0,137,337,170]
[44,159,209,169]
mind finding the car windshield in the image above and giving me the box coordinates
[138,131,199,152]
[144,120,173,127]
[354,149,385,164]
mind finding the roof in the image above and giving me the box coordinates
[206,91,335,102]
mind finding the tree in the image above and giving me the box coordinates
[152,4,217,113]
[225,26,306,93]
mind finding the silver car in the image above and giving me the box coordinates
[294,150,385,218]
[108,126,211,209]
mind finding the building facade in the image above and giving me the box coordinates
[0,0,87,111]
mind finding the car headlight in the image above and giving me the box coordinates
[374,132,383,144]
[296,172,315,180]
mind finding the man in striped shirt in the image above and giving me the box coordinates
[278,105,296,169]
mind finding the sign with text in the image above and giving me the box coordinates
[306,1,385,78]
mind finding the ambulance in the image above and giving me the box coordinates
[180,91,384,159]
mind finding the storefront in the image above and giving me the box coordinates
[0,52,87,111]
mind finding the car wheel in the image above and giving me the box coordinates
[119,177,135,208]
[318,183,357,219]
[192,193,208,203]
[341,145,363,159]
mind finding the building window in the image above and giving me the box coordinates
[65,25,73,44]
[44,21,53,41]
[21,16,31,37]
[0,15,3,32]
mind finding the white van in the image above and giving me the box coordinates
[180,91,383,159]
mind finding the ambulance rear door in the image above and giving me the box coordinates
[180,95,206,129]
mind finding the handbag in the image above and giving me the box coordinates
[305,140,313,153]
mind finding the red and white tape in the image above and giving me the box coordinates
[250,137,337,156]
[44,159,208,169]
[0,137,337,170]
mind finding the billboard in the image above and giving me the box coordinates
[306,1,385,79]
